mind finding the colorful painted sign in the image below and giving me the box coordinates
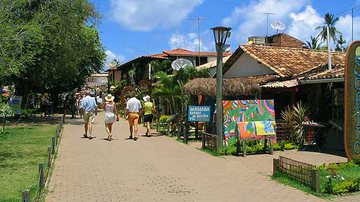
[188,106,211,122]
[223,100,275,138]
[344,41,360,161]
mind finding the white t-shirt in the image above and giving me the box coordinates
[126,97,142,113]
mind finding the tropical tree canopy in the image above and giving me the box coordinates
[305,36,323,50]
[0,0,105,105]
[316,12,341,44]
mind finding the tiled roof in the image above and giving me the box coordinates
[301,64,344,80]
[163,48,231,57]
[262,79,299,88]
[224,45,345,77]
[146,53,169,59]
[236,75,279,85]
[196,56,231,70]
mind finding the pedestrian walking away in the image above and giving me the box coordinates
[126,92,142,141]
[142,95,155,137]
[81,90,97,139]
[102,94,118,141]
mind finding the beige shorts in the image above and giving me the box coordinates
[83,111,96,123]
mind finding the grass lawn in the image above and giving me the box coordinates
[0,125,56,201]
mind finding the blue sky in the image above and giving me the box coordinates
[90,0,360,68]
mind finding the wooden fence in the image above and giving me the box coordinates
[22,116,65,202]
[273,156,320,192]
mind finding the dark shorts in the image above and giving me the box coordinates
[143,114,153,123]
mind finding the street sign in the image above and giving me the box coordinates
[188,106,211,122]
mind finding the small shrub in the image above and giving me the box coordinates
[324,177,333,194]
[159,115,172,123]
[332,179,360,194]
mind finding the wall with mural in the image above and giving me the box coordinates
[223,100,275,139]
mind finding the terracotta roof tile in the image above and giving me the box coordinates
[225,45,345,78]
[302,64,344,80]
[163,48,230,57]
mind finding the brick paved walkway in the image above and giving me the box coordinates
[46,112,358,202]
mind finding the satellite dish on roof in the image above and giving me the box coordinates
[271,21,286,33]
[171,59,193,70]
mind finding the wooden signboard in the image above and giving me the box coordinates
[344,41,360,161]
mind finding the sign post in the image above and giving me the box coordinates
[188,106,211,146]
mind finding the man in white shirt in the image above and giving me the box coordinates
[80,90,97,139]
[126,92,142,141]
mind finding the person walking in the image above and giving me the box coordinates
[81,90,97,139]
[126,92,142,141]
[103,94,118,141]
[142,95,155,137]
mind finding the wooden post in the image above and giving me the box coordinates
[51,137,56,154]
[38,164,44,190]
[22,189,30,202]
[242,140,246,157]
[311,169,320,192]
[195,122,199,140]
[269,138,274,155]
[47,147,51,168]
[202,131,205,149]
[264,138,268,153]
[157,119,160,132]
[273,158,279,175]
[166,123,170,136]
[235,123,240,156]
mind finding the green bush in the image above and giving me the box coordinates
[331,179,360,194]
[159,115,172,123]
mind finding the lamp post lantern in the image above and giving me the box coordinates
[211,26,231,150]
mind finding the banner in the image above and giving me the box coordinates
[223,100,275,138]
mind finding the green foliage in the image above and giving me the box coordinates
[159,115,172,123]
[318,162,360,194]
[0,0,105,101]
[0,102,14,134]
[280,101,310,145]
[152,66,209,115]
[305,36,323,50]
[316,13,341,44]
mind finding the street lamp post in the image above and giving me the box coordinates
[211,26,231,150]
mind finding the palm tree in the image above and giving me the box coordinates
[316,13,341,44]
[335,34,347,52]
[305,36,323,49]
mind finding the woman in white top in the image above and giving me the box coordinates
[103,94,118,141]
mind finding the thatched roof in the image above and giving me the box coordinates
[183,78,261,96]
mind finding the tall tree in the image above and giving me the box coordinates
[0,0,105,107]
[316,13,341,44]
[305,36,322,50]
[335,34,347,52]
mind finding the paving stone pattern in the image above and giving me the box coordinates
[47,112,359,202]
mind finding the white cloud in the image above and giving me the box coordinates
[105,50,126,69]
[288,5,323,42]
[222,0,310,44]
[337,14,360,46]
[169,32,212,51]
[109,0,203,31]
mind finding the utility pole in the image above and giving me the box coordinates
[327,26,332,70]
[352,8,354,42]
[262,12,275,37]
[191,17,207,65]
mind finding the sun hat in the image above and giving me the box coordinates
[143,95,150,102]
[105,94,114,102]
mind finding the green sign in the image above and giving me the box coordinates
[345,41,360,161]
